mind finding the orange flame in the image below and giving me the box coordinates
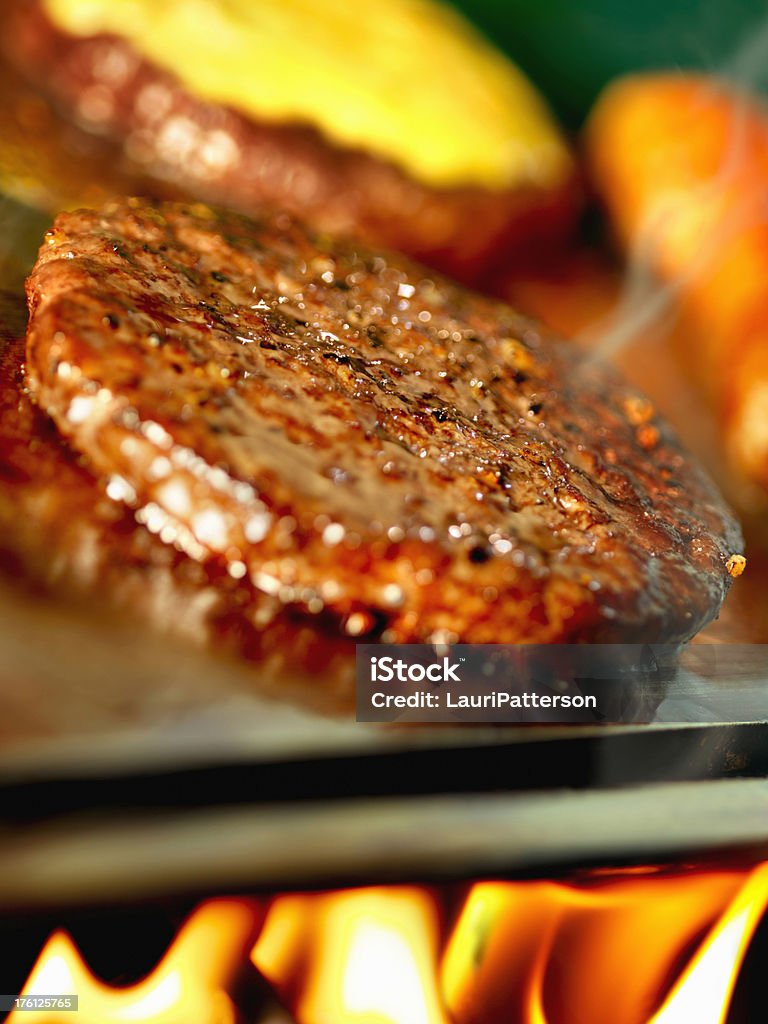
[252,887,449,1024]
[9,866,768,1024]
[8,898,261,1023]
[441,865,768,1024]
[651,863,768,1024]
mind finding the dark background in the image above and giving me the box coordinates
[457,0,766,125]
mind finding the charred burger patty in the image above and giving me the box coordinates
[17,197,742,679]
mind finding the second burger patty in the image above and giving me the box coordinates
[6,0,577,281]
[25,198,742,650]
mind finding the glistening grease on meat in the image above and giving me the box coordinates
[18,198,742,700]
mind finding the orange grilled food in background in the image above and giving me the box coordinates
[586,74,768,497]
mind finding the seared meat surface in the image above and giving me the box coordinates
[0,331,356,703]
[23,198,742,655]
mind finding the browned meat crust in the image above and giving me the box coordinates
[0,332,183,603]
[6,0,578,281]
[24,198,742,652]
[0,331,358,704]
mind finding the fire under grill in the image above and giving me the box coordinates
[3,861,768,1023]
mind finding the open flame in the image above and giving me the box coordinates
[253,887,448,1024]
[651,863,768,1024]
[441,868,768,1024]
[10,866,768,1024]
[7,899,261,1024]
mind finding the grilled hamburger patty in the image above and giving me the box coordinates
[7,0,577,281]
[25,198,742,650]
